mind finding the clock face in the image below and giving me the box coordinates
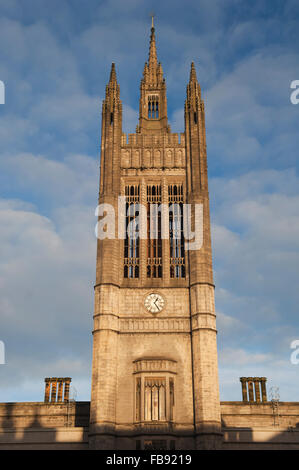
[144,293,165,314]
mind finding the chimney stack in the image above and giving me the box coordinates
[44,377,72,403]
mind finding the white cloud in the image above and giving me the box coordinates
[0,194,95,401]
[216,311,247,336]
[210,167,299,400]
[205,50,299,171]
[0,152,98,206]
[220,348,273,366]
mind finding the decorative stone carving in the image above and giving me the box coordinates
[120,318,190,333]
[133,358,177,374]
[144,149,151,167]
[154,149,161,167]
[121,149,131,168]
[132,150,140,168]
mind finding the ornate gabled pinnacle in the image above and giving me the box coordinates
[142,62,149,79]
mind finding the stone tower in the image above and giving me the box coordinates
[89,22,222,450]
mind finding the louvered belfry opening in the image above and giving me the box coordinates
[148,95,159,119]
[124,185,140,279]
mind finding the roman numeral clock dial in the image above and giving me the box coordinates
[144,293,165,314]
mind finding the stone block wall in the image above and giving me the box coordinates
[0,401,90,450]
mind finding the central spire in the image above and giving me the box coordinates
[142,19,163,87]
[137,19,169,134]
[148,23,158,71]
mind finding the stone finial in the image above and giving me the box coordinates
[151,12,155,29]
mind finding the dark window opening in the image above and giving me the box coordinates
[148,95,159,119]
[136,440,141,450]
[144,440,167,450]
[170,440,176,450]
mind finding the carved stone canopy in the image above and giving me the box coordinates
[133,358,177,374]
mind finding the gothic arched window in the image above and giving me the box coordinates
[134,359,176,424]
[144,378,166,421]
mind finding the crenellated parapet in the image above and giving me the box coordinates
[121,133,185,147]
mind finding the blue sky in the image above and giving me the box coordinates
[0,0,299,403]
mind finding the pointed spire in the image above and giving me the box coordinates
[148,24,158,71]
[186,61,201,103]
[109,62,117,83]
[105,62,120,102]
[138,18,169,133]
[189,61,198,83]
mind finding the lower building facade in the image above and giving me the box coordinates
[0,398,299,450]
